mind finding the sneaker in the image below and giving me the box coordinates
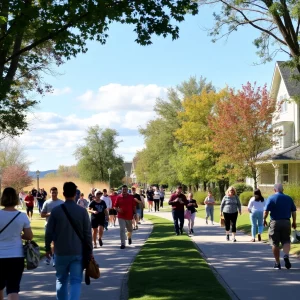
[136,225,138,230]
[120,244,125,249]
[273,263,281,270]
[99,238,103,247]
[284,256,292,269]
[175,232,179,236]
[46,258,50,265]
[226,235,229,241]
[191,229,194,234]
[233,238,237,242]
[93,244,97,249]
[189,230,192,235]
[211,222,214,225]
[258,234,261,241]
[133,227,136,230]
[128,238,132,245]
[206,218,208,225]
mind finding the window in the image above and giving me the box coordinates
[278,94,288,113]
[281,164,289,183]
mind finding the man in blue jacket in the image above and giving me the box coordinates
[264,183,297,270]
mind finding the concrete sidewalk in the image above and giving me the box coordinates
[148,211,300,300]
[19,221,153,300]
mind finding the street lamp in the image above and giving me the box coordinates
[108,168,112,190]
[36,170,40,191]
[125,171,128,185]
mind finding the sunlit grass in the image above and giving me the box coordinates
[128,215,230,300]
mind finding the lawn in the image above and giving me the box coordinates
[30,214,46,257]
[127,215,230,300]
[196,205,300,255]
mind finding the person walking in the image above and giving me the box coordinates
[220,186,242,242]
[264,183,297,270]
[204,191,215,225]
[168,186,188,236]
[101,189,112,230]
[36,189,46,214]
[115,185,136,249]
[77,193,89,208]
[159,186,165,208]
[45,182,93,300]
[88,190,109,248]
[24,191,34,220]
[131,187,142,230]
[153,186,160,212]
[139,190,146,222]
[186,192,198,235]
[18,190,26,209]
[109,190,118,227]
[146,187,154,212]
[41,187,64,266]
[0,187,33,300]
[248,189,265,242]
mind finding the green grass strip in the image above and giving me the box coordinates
[128,215,230,300]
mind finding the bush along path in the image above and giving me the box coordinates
[149,211,300,300]
[127,214,230,300]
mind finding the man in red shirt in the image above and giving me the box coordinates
[109,189,118,227]
[115,185,136,249]
[168,186,188,235]
[24,191,35,220]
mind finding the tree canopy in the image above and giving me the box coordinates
[0,0,198,137]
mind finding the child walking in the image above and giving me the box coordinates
[204,191,215,225]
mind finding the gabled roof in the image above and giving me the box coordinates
[259,144,300,161]
[277,61,300,97]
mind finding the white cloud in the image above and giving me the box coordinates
[78,83,167,112]
[122,111,156,130]
[51,87,72,96]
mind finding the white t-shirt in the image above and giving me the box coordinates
[248,197,265,213]
[41,198,64,224]
[101,195,112,209]
[0,211,31,258]
[153,191,160,200]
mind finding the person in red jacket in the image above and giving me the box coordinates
[168,186,188,235]
[24,191,35,220]
[115,185,136,249]
[109,190,118,227]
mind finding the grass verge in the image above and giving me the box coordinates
[196,205,300,255]
[128,215,230,300]
[30,216,46,257]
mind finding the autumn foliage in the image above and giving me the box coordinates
[2,165,33,192]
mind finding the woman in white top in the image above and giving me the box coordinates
[153,187,160,212]
[248,189,265,242]
[0,187,33,300]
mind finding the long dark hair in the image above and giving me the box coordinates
[254,189,264,202]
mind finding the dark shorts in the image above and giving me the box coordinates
[0,257,24,295]
[91,217,105,228]
[26,206,33,213]
[269,219,291,247]
[109,209,117,216]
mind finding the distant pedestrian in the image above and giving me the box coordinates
[0,187,33,300]
[159,187,165,208]
[109,190,118,227]
[168,186,188,236]
[45,182,93,300]
[153,186,160,212]
[264,183,297,270]
[115,185,136,249]
[36,189,46,214]
[31,187,38,207]
[186,192,198,235]
[77,193,89,208]
[24,191,34,220]
[131,187,142,230]
[139,190,146,221]
[146,187,154,212]
[75,188,81,203]
[220,186,242,242]
[18,190,26,209]
[101,189,112,230]
[248,189,265,242]
[88,188,95,202]
[204,191,215,225]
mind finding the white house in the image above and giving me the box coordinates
[246,61,300,190]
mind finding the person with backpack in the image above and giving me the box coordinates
[0,187,33,300]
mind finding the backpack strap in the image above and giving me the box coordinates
[0,212,21,234]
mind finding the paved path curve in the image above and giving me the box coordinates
[19,221,153,300]
[148,211,300,300]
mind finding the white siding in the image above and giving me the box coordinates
[259,165,275,185]
[275,79,293,123]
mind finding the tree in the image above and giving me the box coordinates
[208,82,281,188]
[2,164,32,192]
[75,126,124,187]
[200,0,300,75]
[0,0,198,136]
[57,165,79,178]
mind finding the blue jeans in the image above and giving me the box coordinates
[55,255,83,300]
[250,211,264,238]
[205,206,214,222]
[172,210,184,234]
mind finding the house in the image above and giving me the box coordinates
[123,161,136,184]
[246,61,300,190]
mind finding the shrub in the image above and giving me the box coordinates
[283,183,300,207]
[239,191,253,206]
[232,183,253,196]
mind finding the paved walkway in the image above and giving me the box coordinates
[148,211,300,300]
[19,221,153,300]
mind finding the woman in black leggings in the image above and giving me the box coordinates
[220,186,242,242]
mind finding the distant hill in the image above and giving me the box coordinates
[28,170,57,178]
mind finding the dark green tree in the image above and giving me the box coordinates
[0,0,198,136]
[75,126,124,187]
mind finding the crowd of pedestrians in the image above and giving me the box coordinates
[0,181,298,300]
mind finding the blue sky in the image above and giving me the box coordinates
[19,6,287,171]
